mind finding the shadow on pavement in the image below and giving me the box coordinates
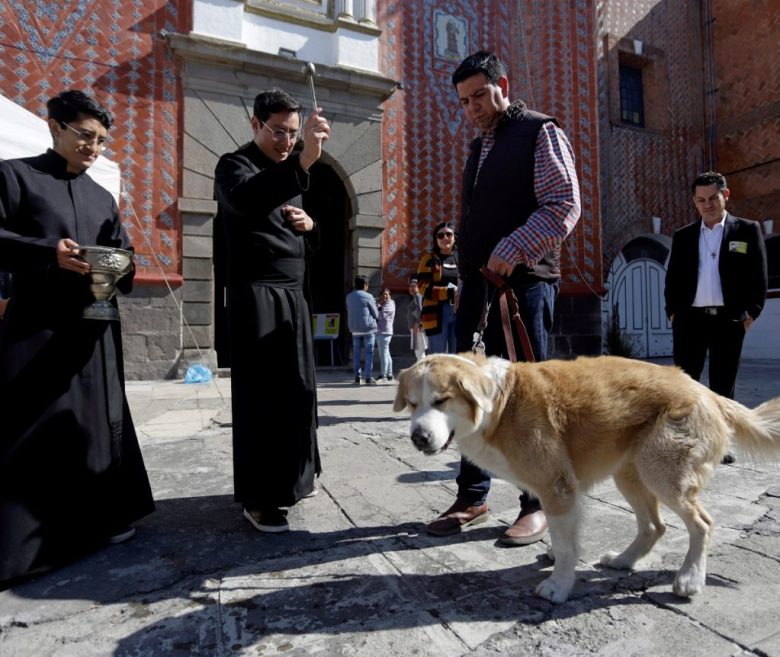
[4,492,737,656]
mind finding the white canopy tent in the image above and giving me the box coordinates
[0,93,121,202]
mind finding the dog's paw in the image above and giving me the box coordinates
[599,550,636,570]
[535,577,572,604]
[673,569,705,597]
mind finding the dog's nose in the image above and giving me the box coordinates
[411,428,430,451]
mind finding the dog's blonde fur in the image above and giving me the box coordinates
[394,353,780,603]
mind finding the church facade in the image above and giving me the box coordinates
[0,1,775,376]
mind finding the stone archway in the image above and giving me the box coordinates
[170,36,397,374]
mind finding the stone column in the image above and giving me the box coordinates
[178,199,218,376]
[356,0,376,25]
[335,0,354,20]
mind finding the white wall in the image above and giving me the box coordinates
[191,0,244,43]
[0,94,121,202]
[192,0,380,73]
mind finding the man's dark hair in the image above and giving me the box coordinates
[452,50,507,87]
[253,88,302,122]
[691,171,727,194]
[354,275,368,290]
[47,90,112,130]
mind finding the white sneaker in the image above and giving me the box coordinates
[243,507,289,533]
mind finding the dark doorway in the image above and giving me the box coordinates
[303,161,351,366]
[212,161,351,369]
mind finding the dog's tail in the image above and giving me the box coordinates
[722,396,780,461]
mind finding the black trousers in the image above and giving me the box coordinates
[672,309,746,399]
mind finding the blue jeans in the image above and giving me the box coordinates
[454,278,557,509]
[377,333,394,378]
[426,302,457,354]
[352,333,376,381]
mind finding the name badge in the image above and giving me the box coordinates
[728,241,748,254]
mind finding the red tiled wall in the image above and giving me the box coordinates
[711,0,780,224]
[0,0,187,277]
[598,0,708,267]
[378,1,602,295]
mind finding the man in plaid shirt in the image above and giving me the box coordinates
[425,51,581,545]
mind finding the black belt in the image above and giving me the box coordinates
[691,306,724,316]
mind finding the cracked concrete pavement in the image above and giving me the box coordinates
[1,357,780,656]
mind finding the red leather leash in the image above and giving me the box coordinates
[478,266,536,363]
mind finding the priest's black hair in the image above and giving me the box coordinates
[47,90,113,130]
[253,88,302,122]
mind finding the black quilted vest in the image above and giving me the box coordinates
[459,103,561,285]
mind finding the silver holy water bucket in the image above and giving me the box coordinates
[78,246,133,320]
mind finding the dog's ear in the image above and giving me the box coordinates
[455,368,495,422]
[393,369,409,412]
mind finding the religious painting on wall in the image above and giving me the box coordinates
[434,10,467,62]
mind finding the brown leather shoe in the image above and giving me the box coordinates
[426,499,489,536]
[501,509,548,546]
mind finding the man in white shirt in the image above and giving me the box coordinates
[665,172,768,461]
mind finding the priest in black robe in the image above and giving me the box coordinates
[214,88,330,533]
[0,90,154,586]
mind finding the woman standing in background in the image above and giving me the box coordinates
[406,278,426,361]
[416,221,458,354]
[376,288,396,381]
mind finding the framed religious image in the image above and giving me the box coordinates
[434,10,467,62]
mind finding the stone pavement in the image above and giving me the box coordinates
[2,358,780,656]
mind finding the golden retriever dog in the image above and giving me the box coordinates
[393,353,780,604]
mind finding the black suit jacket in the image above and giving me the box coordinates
[665,213,767,321]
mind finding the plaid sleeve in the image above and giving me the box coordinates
[494,122,581,267]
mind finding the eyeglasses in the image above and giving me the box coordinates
[61,122,108,152]
[261,121,300,142]
[437,231,455,239]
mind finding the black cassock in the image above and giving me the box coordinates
[214,142,321,510]
[0,150,154,584]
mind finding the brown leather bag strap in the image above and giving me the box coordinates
[479,266,536,363]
